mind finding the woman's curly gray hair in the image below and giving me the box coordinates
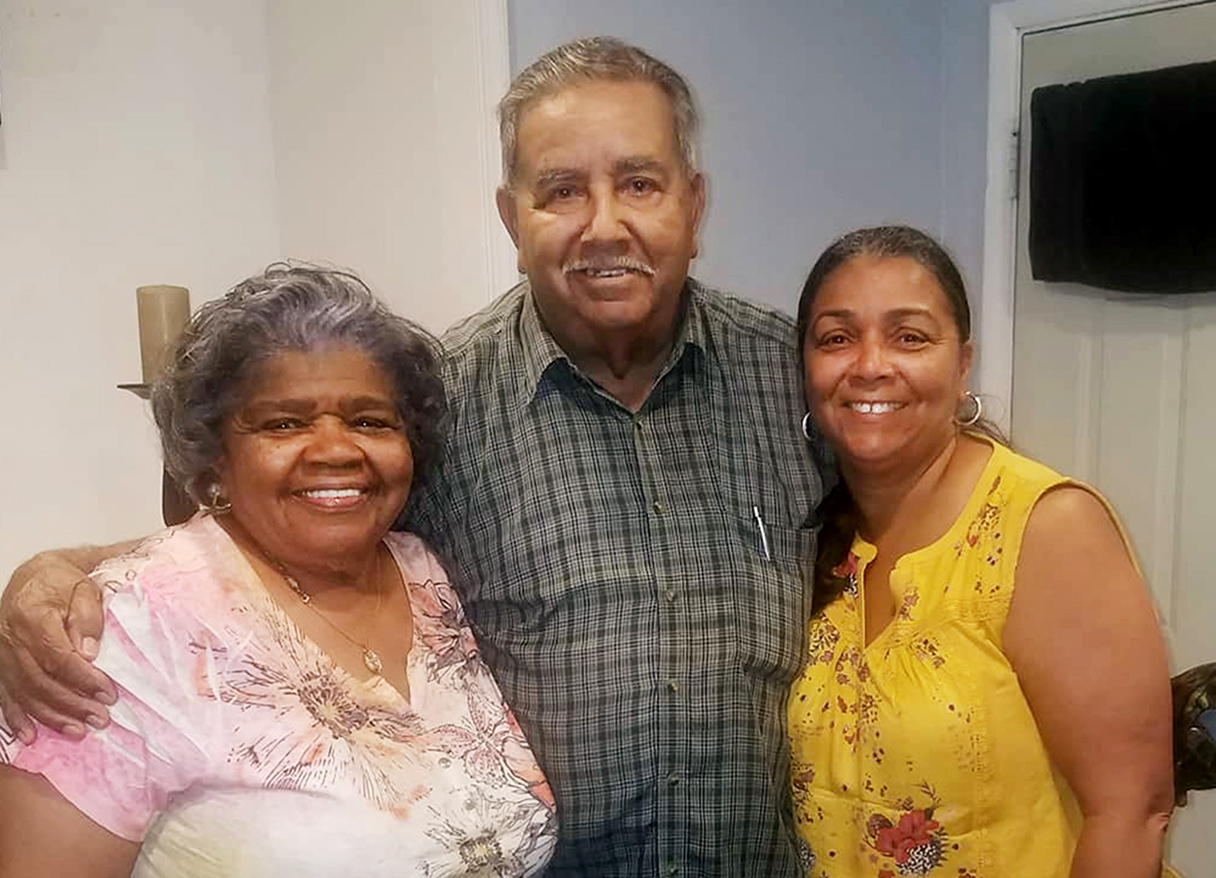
[151,264,446,504]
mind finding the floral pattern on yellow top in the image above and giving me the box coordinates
[788,441,1095,878]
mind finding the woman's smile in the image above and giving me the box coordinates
[294,485,374,509]
[843,400,906,415]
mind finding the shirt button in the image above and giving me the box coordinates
[667,772,680,787]
[665,864,679,877]
[666,679,679,693]
[664,588,677,603]
[652,500,665,514]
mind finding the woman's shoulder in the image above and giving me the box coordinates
[1032,477,1109,519]
[962,439,1073,517]
[981,442,1127,539]
[384,531,455,585]
[383,531,470,623]
[984,439,1064,485]
[90,514,252,621]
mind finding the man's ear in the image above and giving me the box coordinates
[495,186,526,273]
[496,186,521,248]
[688,171,707,260]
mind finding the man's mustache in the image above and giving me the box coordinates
[562,257,656,277]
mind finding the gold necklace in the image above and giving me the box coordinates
[282,569,387,677]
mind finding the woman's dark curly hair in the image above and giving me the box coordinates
[151,264,447,506]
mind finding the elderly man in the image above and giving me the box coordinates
[0,38,824,876]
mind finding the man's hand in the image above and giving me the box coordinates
[0,546,131,743]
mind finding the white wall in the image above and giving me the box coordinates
[0,0,281,577]
[940,0,1002,350]
[264,0,512,332]
[508,0,946,315]
[0,0,511,579]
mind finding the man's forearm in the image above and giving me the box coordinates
[4,541,138,606]
[52,542,140,576]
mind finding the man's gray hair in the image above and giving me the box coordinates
[151,264,446,505]
[498,36,700,186]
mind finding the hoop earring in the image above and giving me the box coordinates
[956,391,983,428]
[200,481,232,515]
[801,412,815,441]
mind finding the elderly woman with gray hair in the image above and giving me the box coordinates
[0,266,556,878]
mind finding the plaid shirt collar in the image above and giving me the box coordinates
[514,279,710,410]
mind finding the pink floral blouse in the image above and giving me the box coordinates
[0,514,556,878]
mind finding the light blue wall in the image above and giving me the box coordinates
[940,0,1002,339]
[508,0,947,316]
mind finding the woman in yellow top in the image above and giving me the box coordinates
[787,226,1175,878]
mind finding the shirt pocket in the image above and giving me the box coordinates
[728,511,818,686]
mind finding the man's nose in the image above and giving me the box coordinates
[581,187,628,244]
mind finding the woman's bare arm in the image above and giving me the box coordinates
[1005,486,1173,878]
[0,764,139,878]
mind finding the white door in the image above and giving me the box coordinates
[1011,4,1216,872]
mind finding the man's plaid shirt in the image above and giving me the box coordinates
[409,279,825,877]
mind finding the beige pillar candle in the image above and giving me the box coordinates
[136,285,191,383]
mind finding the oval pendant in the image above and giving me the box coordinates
[362,648,384,675]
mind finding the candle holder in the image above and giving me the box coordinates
[124,284,195,525]
[137,285,190,383]
[117,382,152,400]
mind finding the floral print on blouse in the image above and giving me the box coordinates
[1,514,556,878]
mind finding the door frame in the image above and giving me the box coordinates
[472,0,516,300]
[978,0,1207,427]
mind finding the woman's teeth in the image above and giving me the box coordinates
[302,488,363,499]
[849,402,902,414]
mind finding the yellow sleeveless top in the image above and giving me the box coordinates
[787,441,1173,878]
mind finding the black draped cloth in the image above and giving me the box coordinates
[1029,59,1216,294]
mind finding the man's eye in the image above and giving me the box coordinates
[264,418,305,431]
[553,186,577,200]
[898,332,929,346]
[819,333,849,347]
[627,177,657,195]
[353,417,393,430]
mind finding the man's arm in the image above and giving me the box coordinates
[0,542,137,743]
[0,765,140,878]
